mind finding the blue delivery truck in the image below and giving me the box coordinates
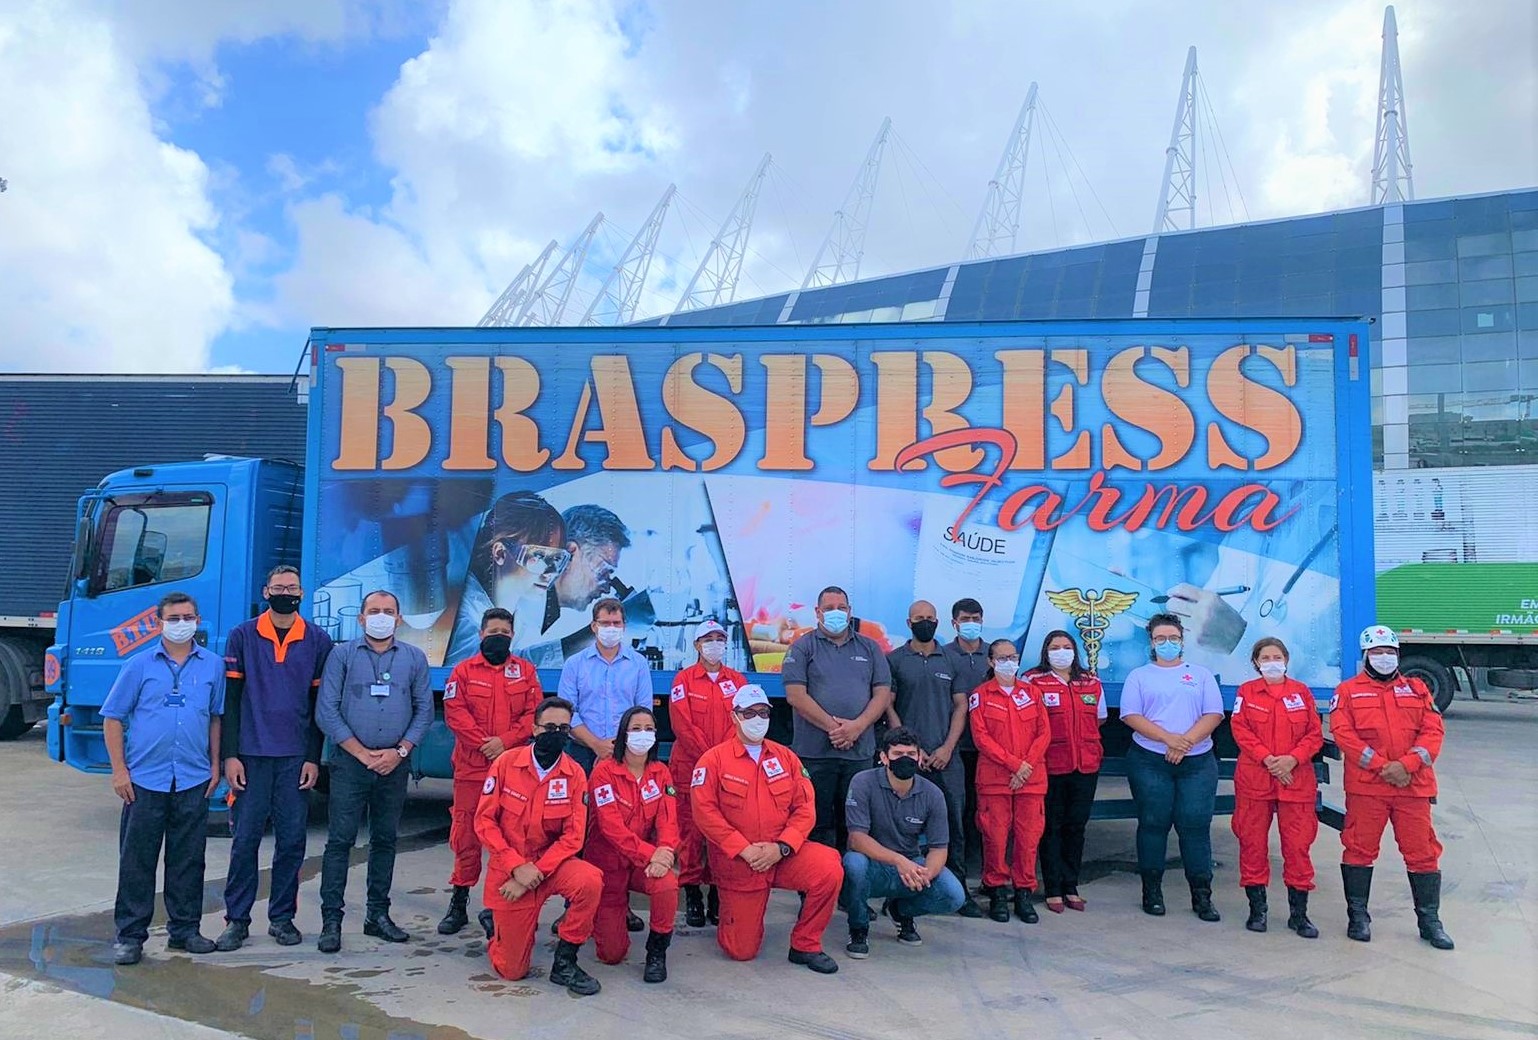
[46,319,1372,826]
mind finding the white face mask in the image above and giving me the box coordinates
[160,619,197,644]
[699,640,726,665]
[363,613,397,640]
[626,730,657,755]
[994,659,1019,682]
[1368,652,1399,675]
[1046,648,1075,670]
[740,717,771,743]
[1258,660,1287,680]
[596,624,624,648]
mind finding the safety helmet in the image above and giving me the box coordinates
[1359,624,1399,651]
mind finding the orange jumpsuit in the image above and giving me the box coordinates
[586,757,681,964]
[1329,671,1445,872]
[968,678,1051,892]
[443,653,542,887]
[1229,677,1324,889]
[689,737,843,960]
[472,746,601,981]
[667,663,746,886]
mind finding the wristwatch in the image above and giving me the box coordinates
[395,744,410,759]
[776,841,793,859]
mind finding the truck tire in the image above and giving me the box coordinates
[0,639,39,740]
[1400,655,1456,715]
[1487,668,1538,691]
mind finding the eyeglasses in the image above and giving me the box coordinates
[537,722,572,735]
[735,707,772,720]
[267,584,302,595]
[161,614,197,624]
[993,657,1019,666]
[508,543,571,577]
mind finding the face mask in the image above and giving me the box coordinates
[958,621,984,641]
[480,634,512,665]
[1258,660,1287,680]
[626,730,657,755]
[595,625,624,649]
[364,613,397,640]
[1047,648,1076,670]
[910,619,938,643]
[161,619,197,644]
[1153,639,1182,661]
[1368,653,1399,676]
[532,729,567,767]
[267,594,302,616]
[994,659,1019,681]
[887,756,919,781]
[740,717,771,743]
[821,609,850,635]
[699,640,726,666]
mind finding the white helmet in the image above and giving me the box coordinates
[1359,624,1399,651]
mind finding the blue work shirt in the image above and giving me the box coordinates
[1119,661,1225,755]
[100,640,226,793]
[557,643,653,741]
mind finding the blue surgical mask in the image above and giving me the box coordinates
[822,609,850,635]
[958,621,983,641]
[1153,639,1182,661]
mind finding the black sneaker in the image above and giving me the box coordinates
[788,948,839,974]
[214,921,249,952]
[111,942,143,966]
[317,920,342,954]
[894,917,922,946]
[957,896,985,918]
[845,928,870,959]
[267,920,302,947]
[168,933,216,954]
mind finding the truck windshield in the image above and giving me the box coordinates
[89,494,212,595]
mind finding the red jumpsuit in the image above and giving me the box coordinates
[586,758,681,964]
[1229,677,1324,889]
[689,737,843,960]
[667,663,746,886]
[443,653,542,887]
[1329,671,1445,872]
[472,746,601,981]
[969,678,1051,892]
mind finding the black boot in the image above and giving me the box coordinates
[549,938,601,996]
[706,885,720,925]
[1244,885,1268,932]
[1408,871,1455,950]
[626,910,645,933]
[642,930,670,983]
[1140,870,1166,916]
[1013,890,1039,924]
[478,908,495,940]
[1189,876,1221,922]
[683,885,706,927]
[988,887,1012,923]
[437,885,470,935]
[1342,864,1372,942]
[1286,887,1318,939]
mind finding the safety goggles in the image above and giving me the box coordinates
[508,543,571,577]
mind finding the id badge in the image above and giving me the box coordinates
[369,683,391,699]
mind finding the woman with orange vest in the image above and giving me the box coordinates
[586,706,681,983]
[968,638,1051,924]
[1230,637,1324,938]
[1026,630,1106,914]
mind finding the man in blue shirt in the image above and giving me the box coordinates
[557,596,652,774]
[101,591,226,966]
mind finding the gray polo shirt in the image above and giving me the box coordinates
[944,638,991,752]
[316,637,433,753]
[887,643,959,754]
[782,629,892,761]
[844,766,949,859]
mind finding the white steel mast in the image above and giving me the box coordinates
[477,240,558,327]
[965,83,1039,260]
[672,153,772,315]
[801,117,892,289]
[1370,5,1415,204]
[581,185,677,326]
[1152,46,1199,234]
[519,213,603,327]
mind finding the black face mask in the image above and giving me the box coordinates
[910,619,938,643]
[532,730,567,767]
[480,634,513,665]
[888,756,919,781]
[267,594,302,616]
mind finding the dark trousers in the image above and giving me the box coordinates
[921,760,968,884]
[319,752,410,921]
[1040,770,1100,897]
[224,755,308,925]
[115,783,208,945]
[960,749,982,874]
[804,758,867,849]
[565,740,598,775]
[1124,745,1218,879]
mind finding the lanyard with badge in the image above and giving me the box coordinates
[365,646,397,699]
[163,657,190,708]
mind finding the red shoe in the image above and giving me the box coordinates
[1065,895,1087,912]
[1044,897,1066,914]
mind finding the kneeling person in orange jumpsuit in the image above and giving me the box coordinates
[473,696,605,996]
[690,684,844,974]
[587,706,680,983]
[1329,625,1453,950]
[1230,637,1324,937]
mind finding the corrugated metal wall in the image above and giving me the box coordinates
[0,377,308,617]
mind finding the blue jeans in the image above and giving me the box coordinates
[841,851,966,929]
[224,755,309,924]
[1124,745,1218,879]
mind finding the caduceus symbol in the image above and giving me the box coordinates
[1044,588,1140,674]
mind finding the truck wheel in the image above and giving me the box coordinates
[1400,655,1456,715]
[0,639,40,740]
[0,705,34,740]
[1487,668,1538,691]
